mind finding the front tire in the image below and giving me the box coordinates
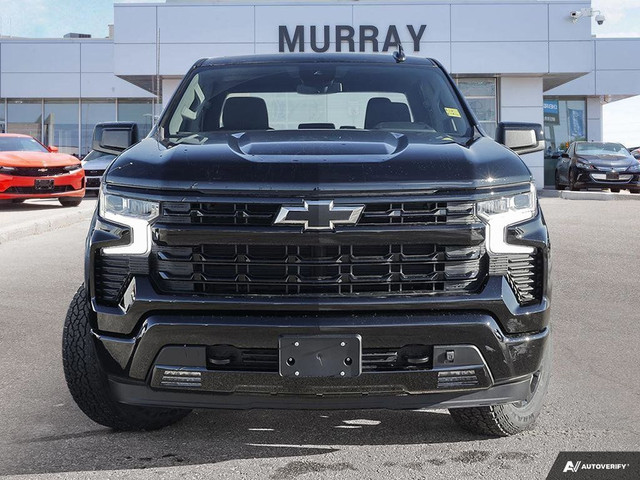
[554,171,563,190]
[449,334,552,437]
[568,168,579,191]
[59,197,83,207]
[62,285,191,430]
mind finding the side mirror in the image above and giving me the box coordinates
[495,122,545,155]
[48,145,59,153]
[561,152,570,159]
[92,122,139,155]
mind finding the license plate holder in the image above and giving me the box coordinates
[606,172,619,181]
[34,179,54,191]
[279,335,362,378]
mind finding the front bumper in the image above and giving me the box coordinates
[575,169,640,190]
[84,171,104,193]
[96,313,549,410]
[0,170,85,199]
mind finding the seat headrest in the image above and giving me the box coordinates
[365,97,411,129]
[222,97,269,131]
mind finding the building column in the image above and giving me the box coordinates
[499,77,545,188]
[586,97,603,142]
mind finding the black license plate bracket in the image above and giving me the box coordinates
[279,334,362,378]
[606,172,619,180]
[34,179,54,190]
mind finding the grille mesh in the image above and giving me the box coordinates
[94,254,131,305]
[206,346,432,372]
[490,251,543,305]
[7,166,69,177]
[151,243,486,296]
[160,201,476,227]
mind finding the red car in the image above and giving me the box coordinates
[0,134,85,206]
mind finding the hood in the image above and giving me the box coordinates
[104,131,532,194]
[0,151,80,168]
[577,154,635,168]
[82,157,116,171]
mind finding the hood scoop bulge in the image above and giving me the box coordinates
[230,130,408,163]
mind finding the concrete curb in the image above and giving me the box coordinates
[0,204,94,245]
[539,189,640,201]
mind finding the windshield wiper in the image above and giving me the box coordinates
[165,133,208,146]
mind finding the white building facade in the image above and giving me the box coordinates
[1,0,639,187]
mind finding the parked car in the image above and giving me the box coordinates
[62,53,551,437]
[555,141,640,193]
[0,134,84,206]
[82,122,139,194]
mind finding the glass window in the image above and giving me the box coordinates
[0,100,5,133]
[543,98,587,155]
[117,99,154,138]
[0,136,48,152]
[164,63,473,141]
[455,78,498,138]
[81,99,116,155]
[575,142,630,157]
[229,92,410,131]
[44,100,79,156]
[7,99,43,140]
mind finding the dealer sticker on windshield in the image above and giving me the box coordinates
[445,107,461,118]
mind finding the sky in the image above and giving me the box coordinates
[0,0,639,146]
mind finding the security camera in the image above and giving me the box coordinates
[570,11,581,19]
[595,14,605,25]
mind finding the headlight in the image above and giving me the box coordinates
[576,160,594,170]
[99,189,159,255]
[0,166,16,174]
[477,184,537,254]
[64,164,82,172]
[627,163,640,173]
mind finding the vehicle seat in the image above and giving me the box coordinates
[364,98,411,129]
[222,97,270,131]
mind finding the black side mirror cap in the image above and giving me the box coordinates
[92,122,139,155]
[561,152,570,158]
[495,122,545,155]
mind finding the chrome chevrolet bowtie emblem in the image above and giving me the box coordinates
[274,200,364,231]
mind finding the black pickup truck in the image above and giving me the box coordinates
[63,53,551,437]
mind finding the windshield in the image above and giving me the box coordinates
[163,62,473,143]
[576,142,631,157]
[0,136,49,153]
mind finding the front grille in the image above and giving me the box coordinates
[160,200,476,227]
[490,251,544,305]
[5,185,75,194]
[206,345,432,372]
[94,254,131,305]
[86,178,102,188]
[8,166,69,177]
[84,169,104,177]
[151,243,486,296]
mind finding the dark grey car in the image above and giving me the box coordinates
[555,141,640,193]
[81,150,116,194]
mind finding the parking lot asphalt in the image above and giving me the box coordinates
[0,197,639,479]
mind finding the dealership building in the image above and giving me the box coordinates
[0,0,639,187]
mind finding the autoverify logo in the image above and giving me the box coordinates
[563,461,582,473]
[563,460,629,473]
[548,452,638,479]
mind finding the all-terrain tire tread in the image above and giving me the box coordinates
[62,285,190,430]
[449,405,519,437]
